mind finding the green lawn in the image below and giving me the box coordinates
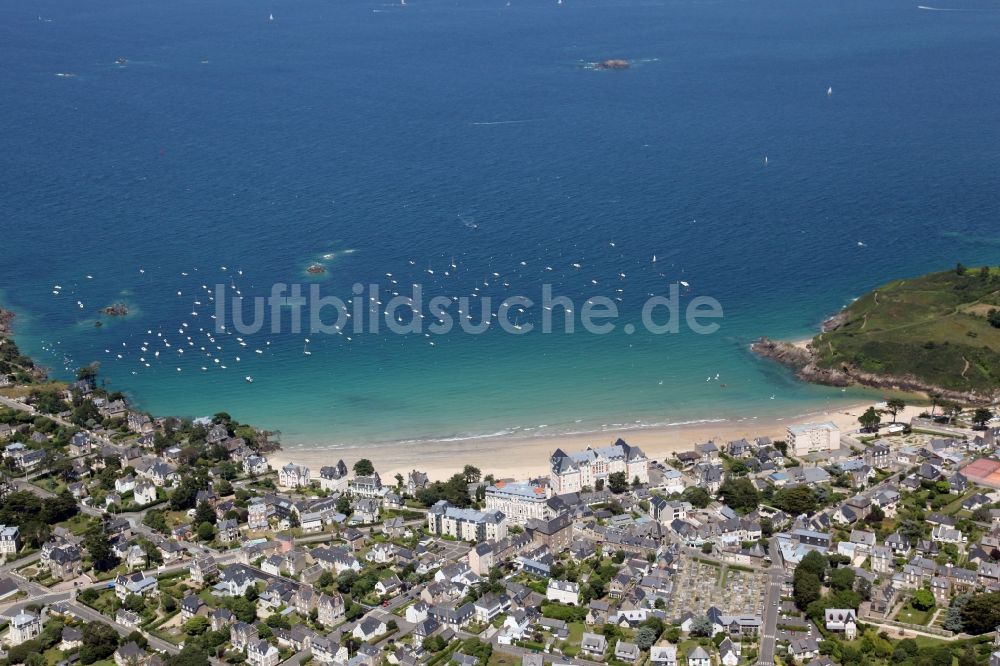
[897,603,933,626]
[57,513,94,536]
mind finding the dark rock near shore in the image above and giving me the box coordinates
[0,309,13,335]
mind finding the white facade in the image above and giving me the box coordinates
[787,422,841,456]
[546,579,581,605]
[134,480,157,505]
[426,501,508,542]
[0,525,20,557]
[278,463,310,488]
[549,440,649,494]
[485,480,552,525]
[7,612,41,646]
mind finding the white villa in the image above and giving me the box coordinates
[278,463,310,489]
[546,579,581,605]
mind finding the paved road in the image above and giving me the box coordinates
[757,537,786,666]
[70,600,180,655]
[0,395,75,429]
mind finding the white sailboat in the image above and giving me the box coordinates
[303,338,312,356]
[268,13,274,21]
[827,86,833,96]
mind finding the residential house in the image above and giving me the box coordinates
[278,463,310,488]
[318,460,349,492]
[115,571,158,600]
[247,639,280,666]
[7,612,41,646]
[688,646,712,666]
[581,632,608,657]
[353,617,388,642]
[134,480,157,506]
[546,579,580,605]
[825,609,858,640]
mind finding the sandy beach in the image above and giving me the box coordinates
[268,402,925,482]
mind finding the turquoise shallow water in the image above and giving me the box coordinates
[2,0,999,451]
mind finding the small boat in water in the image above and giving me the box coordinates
[245,376,254,383]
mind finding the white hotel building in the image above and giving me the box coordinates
[485,479,554,526]
[787,422,841,456]
[549,440,650,494]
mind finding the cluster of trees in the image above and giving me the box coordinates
[84,521,118,571]
[956,590,1000,635]
[793,551,862,621]
[682,486,711,508]
[718,477,760,514]
[0,489,79,548]
[415,473,474,508]
[771,485,817,515]
[859,406,882,432]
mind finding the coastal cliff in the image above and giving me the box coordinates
[752,266,1000,404]
[753,335,993,403]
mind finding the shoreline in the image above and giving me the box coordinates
[268,402,925,481]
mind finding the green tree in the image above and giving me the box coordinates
[143,509,169,534]
[718,477,760,513]
[183,615,210,636]
[858,406,881,432]
[794,571,821,610]
[690,616,714,637]
[886,398,905,422]
[798,550,828,579]
[463,465,482,483]
[196,521,216,541]
[80,623,119,664]
[76,363,100,383]
[353,459,375,476]
[773,485,817,515]
[960,591,1000,634]
[194,500,216,525]
[166,645,210,666]
[912,588,935,611]
[336,494,352,515]
[944,594,970,632]
[84,523,117,572]
[635,626,658,649]
[607,471,629,493]
[973,408,994,428]
[828,566,855,591]
[682,486,711,508]
[892,639,919,663]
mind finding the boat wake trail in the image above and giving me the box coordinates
[469,119,541,126]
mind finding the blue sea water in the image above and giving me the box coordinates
[2,0,999,452]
